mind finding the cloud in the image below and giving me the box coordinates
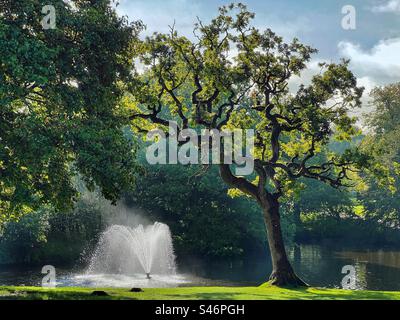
[338,38,400,85]
[289,35,400,122]
[370,0,400,13]
[337,38,400,120]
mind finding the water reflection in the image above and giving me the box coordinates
[336,250,400,269]
[289,245,400,291]
[1,245,400,290]
[179,245,400,290]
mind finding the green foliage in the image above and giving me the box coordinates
[125,152,268,257]
[285,135,400,246]
[298,213,400,245]
[0,192,105,265]
[292,178,354,218]
[366,83,400,136]
[0,0,143,222]
[358,82,400,227]
[0,206,52,264]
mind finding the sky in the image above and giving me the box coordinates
[115,0,400,117]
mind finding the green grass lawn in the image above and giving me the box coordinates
[1,283,400,300]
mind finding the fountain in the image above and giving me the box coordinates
[87,222,176,278]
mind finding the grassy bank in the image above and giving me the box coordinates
[1,284,400,300]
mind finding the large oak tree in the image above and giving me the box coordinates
[127,3,372,286]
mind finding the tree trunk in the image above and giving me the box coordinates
[261,197,308,287]
[218,164,307,287]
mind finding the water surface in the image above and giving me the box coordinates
[1,244,400,291]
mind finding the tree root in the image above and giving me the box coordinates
[268,270,309,288]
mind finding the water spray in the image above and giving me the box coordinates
[87,222,176,277]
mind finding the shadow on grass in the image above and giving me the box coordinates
[0,289,138,301]
[302,288,400,300]
[1,286,399,301]
[163,287,400,300]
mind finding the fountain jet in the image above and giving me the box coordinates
[87,222,176,277]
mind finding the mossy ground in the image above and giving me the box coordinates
[1,283,400,300]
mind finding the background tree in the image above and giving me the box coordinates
[127,3,372,286]
[0,191,106,265]
[0,0,142,223]
[0,205,51,264]
[358,83,400,228]
[289,140,360,226]
[292,179,354,224]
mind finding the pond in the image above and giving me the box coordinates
[1,244,400,291]
[179,245,400,291]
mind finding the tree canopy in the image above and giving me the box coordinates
[0,0,142,223]
[128,3,368,199]
[358,83,400,228]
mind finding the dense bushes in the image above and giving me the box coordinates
[0,207,51,264]
[297,213,400,246]
[0,196,105,265]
